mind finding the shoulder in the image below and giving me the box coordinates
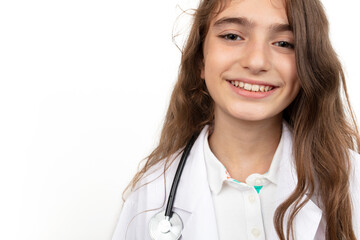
[112,125,210,240]
[112,154,181,240]
[348,149,360,238]
[349,149,360,185]
[348,148,360,188]
[349,148,360,166]
[124,152,181,206]
[123,125,210,205]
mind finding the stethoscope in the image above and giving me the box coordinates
[148,135,197,240]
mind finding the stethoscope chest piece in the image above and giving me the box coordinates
[149,210,183,240]
[149,136,195,240]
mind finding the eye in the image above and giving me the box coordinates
[220,33,243,41]
[274,41,295,49]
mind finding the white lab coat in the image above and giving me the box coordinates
[112,125,360,240]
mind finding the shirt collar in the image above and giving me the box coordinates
[203,121,288,195]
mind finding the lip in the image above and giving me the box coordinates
[226,79,278,99]
[227,78,278,87]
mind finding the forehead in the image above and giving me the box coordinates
[211,0,289,27]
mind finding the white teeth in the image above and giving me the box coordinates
[252,85,259,91]
[230,80,274,92]
[244,83,252,91]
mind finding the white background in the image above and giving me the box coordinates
[0,1,359,239]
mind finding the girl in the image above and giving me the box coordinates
[113,0,360,239]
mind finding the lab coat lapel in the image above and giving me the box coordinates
[270,125,323,239]
[172,126,219,240]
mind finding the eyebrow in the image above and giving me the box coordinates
[213,16,293,33]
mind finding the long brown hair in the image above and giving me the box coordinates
[124,0,360,239]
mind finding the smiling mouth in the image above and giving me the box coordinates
[228,80,276,92]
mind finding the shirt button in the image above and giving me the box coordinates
[251,228,261,238]
[254,178,262,185]
[248,194,256,203]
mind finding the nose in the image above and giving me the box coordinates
[239,40,271,75]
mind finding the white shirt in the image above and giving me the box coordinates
[203,124,285,240]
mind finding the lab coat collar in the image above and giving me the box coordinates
[203,122,286,195]
[172,122,323,239]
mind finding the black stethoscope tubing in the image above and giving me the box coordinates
[164,135,197,218]
[148,135,197,240]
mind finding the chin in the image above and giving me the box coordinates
[228,108,282,123]
[235,114,271,122]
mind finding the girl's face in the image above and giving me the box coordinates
[201,0,300,122]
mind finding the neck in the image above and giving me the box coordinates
[208,111,282,182]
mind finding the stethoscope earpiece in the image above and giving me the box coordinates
[149,210,183,240]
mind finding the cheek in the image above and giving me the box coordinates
[284,59,301,101]
[202,39,234,80]
[277,55,299,87]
